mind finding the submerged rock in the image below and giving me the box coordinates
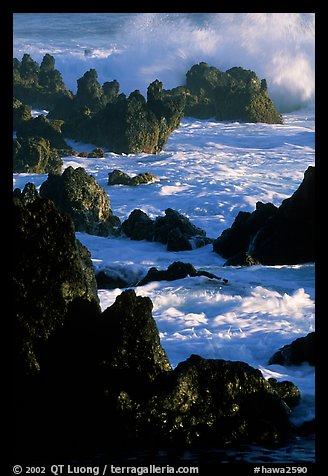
[40,166,121,236]
[137,261,228,286]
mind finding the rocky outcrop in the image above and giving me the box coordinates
[137,355,295,447]
[39,166,121,236]
[122,208,212,251]
[108,169,159,186]
[13,97,32,129]
[269,332,315,366]
[13,136,63,174]
[15,113,68,150]
[13,53,73,109]
[137,261,228,286]
[181,62,283,124]
[13,194,100,377]
[250,166,315,265]
[213,202,278,260]
[213,166,315,265]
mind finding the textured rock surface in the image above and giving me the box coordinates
[40,166,121,236]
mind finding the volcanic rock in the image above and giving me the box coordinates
[39,166,121,236]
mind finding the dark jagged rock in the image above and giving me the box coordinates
[108,169,159,186]
[12,196,100,377]
[121,209,155,241]
[39,166,121,236]
[98,290,173,398]
[13,53,72,109]
[13,98,32,129]
[182,62,282,124]
[13,136,63,174]
[250,166,315,265]
[137,261,228,286]
[87,147,105,158]
[213,166,315,265]
[269,332,315,366]
[153,208,211,251]
[138,354,294,447]
[15,113,68,149]
[122,208,211,251]
[13,182,40,205]
[95,270,131,290]
[213,202,278,259]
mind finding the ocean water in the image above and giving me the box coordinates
[13,12,315,465]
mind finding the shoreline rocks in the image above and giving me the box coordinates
[213,166,315,266]
[122,208,212,251]
[39,166,121,236]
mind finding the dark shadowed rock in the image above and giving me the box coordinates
[267,378,301,408]
[137,261,228,286]
[39,166,121,236]
[122,208,211,251]
[98,290,172,398]
[154,208,212,251]
[213,202,278,259]
[13,196,100,377]
[269,332,315,366]
[121,209,155,241]
[213,166,315,265]
[251,166,315,265]
[138,354,294,447]
[223,252,261,267]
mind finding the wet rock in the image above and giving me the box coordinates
[39,166,121,236]
[154,208,212,251]
[267,378,301,408]
[121,209,155,241]
[251,166,315,265]
[139,354,294,447]
[108,169,159,186]
[122,208,211,251]
[213,202,278,259]
[269,332,315,366]
[13,182,40,205]
[213,166,315,265]
[183,62,283,124]
[137,261,228,286]
[13,97,32,129]
[13,53,73,109]
[16,113,68,149]
[223,252,261,267]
